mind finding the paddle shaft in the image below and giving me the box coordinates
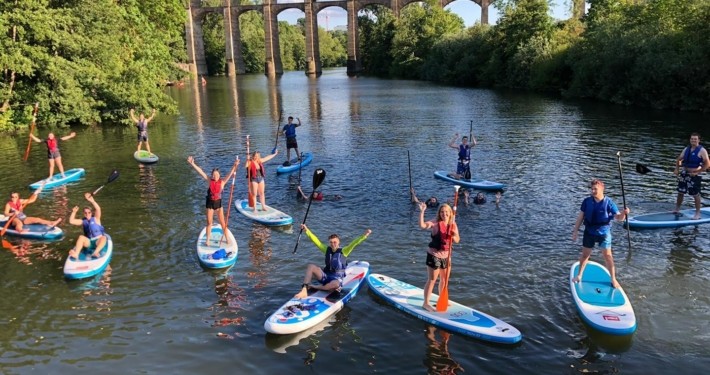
[23,103,39,161]
[616,152,632,252]
[293,169,326,254]
[436,185,460,312]
[407,150,413,201]
[220,170,237,246]
[272,112,282,154]
[246,135,255,208]
[90,170,120,196]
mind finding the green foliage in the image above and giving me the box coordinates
[239,11,265,74]
[358,6,397,77]
[319,29,347,68]
[279,21,306,71]
[202,13,227,75]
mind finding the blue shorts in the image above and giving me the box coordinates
[319,269,343,286]
[582,231,612,250]
[456,160,470,176]
[677,172,702,196]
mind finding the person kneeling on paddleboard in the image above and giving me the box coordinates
[295,224,371,299]
[68,193,107,259]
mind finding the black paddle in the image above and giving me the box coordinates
[616,152,631,252]
[271,111,282,155]
[293,168,326,254]
[91,169,120,196]
[464,120,473,180]
[407,150,413,201]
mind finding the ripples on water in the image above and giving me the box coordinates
[0,69,709,374]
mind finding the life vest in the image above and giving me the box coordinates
[82,216,105,239]
[283,123,297,138]
[247,160,265,179]
[7,200,22,213]
[207,179,222,201]
[458,144,470,161]
[136,119,147,133]
[683,145,705,169]
[428,221,454,251]
[46,138,58,152]
[583,197,613,235]
[324,247,347,277]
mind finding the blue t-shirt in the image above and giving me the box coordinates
[580,196,619,236]
[283,123,298,138]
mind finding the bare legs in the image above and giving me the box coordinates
[68,234,106,259]
[573,246,620,288]
[675,192,703,219]
[205,207,214,244]
[11,217,62,232]
[216,207,228,244]
[250,181,268,212]
[423,266,447,312]
[295,264,340,299]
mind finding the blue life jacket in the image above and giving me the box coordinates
[458,144,470,161]
[683,145,704,169]
[582,197,616,236]
[324,247,347,277]
[82,217,105,238]
[136,119,147,133]
[283,123,297,138]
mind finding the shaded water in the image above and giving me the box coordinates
[1,69,709,374]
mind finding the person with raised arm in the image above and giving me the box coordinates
[448,132,476,180]
[673,132,710,219]
[68,192,106,259]
[130,108,157,154]
[3,187,61,233]
[29,131,76,180]
[187,156,239,245]
[418,201,459,312]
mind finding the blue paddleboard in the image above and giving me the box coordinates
[627,208,710,229]
[235,199,293,226]
[570,261,636,335]
[433,170,505,191]
[0,215,63,240]
[29,168,85,190]
[367,273,522,344]
[196,224,238,269]
[63,233,113,280]
[276,152,313,174]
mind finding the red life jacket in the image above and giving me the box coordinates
[428,221,454,251]
[248,160,265,179]
[46,138,58,152]
[207,179,222,200]
[7,200,22,213]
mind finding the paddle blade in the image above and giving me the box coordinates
[2,237,13,250]
[636,163,650,174]
[312,168,326,190]
[437,287,449,312]
[107,169,120,183]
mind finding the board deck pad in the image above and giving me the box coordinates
[433,170,505,191]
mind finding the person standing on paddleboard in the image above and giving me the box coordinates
[29,131,76,180]
[187,156,239,245]
[418,202,459,312]
[282,116,301,166]
[295,224,371,299]
[246,150,278,213]
[572,179,629,289]
[4,189,62,232]
[130,108,157,155]
[67,192,107,259]
[673,132,710,220]
[448,133,476,180]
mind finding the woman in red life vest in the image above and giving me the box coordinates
[3,187,62,232]
[187,156,239,245]
[418,202,460,312]
[29,131,76,180]
[245,150,278,212]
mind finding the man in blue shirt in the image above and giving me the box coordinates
[572,179,629,288]
[282,116,302,166]
[673,133,710,219]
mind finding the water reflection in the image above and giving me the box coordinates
[210,273,247,330]
[567,328,632,373]
[246,225,273,289]
[422,325,464,375]
[308,77,321,120]
[68,266,113,307]
[137,164,159,206]
[668,226,702,276]
[227,77,243,129]
[267,77,282,122]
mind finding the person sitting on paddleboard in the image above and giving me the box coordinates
[3,188,61,232]
[29,131,76,180]
[246,150,278,213]
[410,188,439,208]
[673,132,710,220]
[572,179,630,289]
[67,192,107,259]
[187,156,239,245]
[282,116,301,166]
[130,108,157,155]
[297,186,342,201]
[418,201,459,312]
[295,224,371,299]
[448,133,476,180]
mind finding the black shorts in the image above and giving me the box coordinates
[205,198,222,210]
[47,150,61,159]
[137,132,148,142]
[286,137,298,149]
[425,253,448,270]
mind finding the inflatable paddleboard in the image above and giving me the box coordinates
[29,168,85,190]
[235,199,293,226]
[276,152,313,174]
[433,170,505,191]
[133,150,159,164]
[627,208,710,229]
[264,260,370,335]
[0,215,63,240]
[367,273,522,344]
[570,261,636,335]
[63,233,113,280]
[196,224,238,269]
[265,316,335,354]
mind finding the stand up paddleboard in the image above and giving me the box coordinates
[0,215,63,240]
[276,152,313,174]
[134,150,159,164]
[235,199,293,226]
[29,168,85,190]
[570,261,636,335]
[627,208,710,229]
[433,170,505,191]
[196,224,238,269]
[264,260,370,335]
[63,233,113,280]
[265,316,335,354]
[367,273,522,344]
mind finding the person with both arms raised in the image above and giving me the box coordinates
[448,133,476,180]
[673,132,710,220]
[67,193,107,259]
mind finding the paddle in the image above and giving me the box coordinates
[271,111,282,154]
[298,151,303,185]
[464,121,473,180]
[293,168,326,254]
[616,152,632,252]
[407,150,413,201]
[246,135,255,208]
[220,157,239,246]
[436,185,460,312]
[1,181,46,236]
[90,169,120,196]
[23,103,39,161]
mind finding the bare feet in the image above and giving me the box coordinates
[611,279,621,289]
[51,218,62,227]
[422,304,436,312]
[692,213,701,220]
[295,286,308,299]
[68,249,79,259]
[91,251,101,258]
[572,275,581,283]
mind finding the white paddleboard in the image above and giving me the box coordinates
[570,261,636,335]
[63,234,113,280]
[367,273,522,344]
[264,260,370,335]
[235,199,293,226]
[196,224,238,269]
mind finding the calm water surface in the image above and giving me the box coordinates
[1,69,709,374]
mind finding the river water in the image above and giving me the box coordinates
[1,68,708,374]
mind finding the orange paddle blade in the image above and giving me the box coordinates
[437,282,449,312]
